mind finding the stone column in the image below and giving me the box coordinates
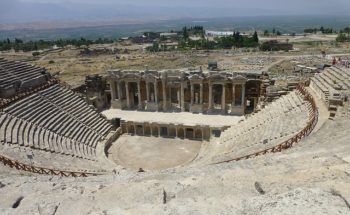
[177,88,181,107]
[154,81,158,104]
[110,81,116,100]
[175,126,178,138]
[181,82,185,111]
[150,125,153,136]
[117,81,122,100]
[162,80,167,111]
[190,83,194,105]
[200,83,203,104]
[146,82,150,102]
[208,83,213,110]
[241,84,246,107]
[125,81,130,108]
[137,81,142,109]
[221,83,226,113]
[232,83,236,106]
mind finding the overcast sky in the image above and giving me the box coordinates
[1,0,350,23]
[18,0,350,8]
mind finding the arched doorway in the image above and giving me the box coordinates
[195,129,202,140]
[213,84,223,106]
[177,127,184,139]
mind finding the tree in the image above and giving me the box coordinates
[263,30,269,36]
[320,26,325,33]
[183,27,189,40]
[336,33,348,42]
[344,27,350,38]
[252,31,259,43]
[15,38,23,44]
[152,42,159,52]
[272,28,276,35]
[276,31,282,36]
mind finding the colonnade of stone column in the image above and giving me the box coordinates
[109,80,247,112]
[190,83,203,105]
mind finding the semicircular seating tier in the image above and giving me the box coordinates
[191,89,312,166]
[0,84,113,161]
[0,58,51,98]
[309,66,350,103]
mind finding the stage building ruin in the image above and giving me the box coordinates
[106,68,264,116]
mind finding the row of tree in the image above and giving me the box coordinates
[304,27,334,34]
[0,37,114,52]
[215,31,259,48]
[182,26,205,40]
[263,28,283,36]
[176,31,259,50]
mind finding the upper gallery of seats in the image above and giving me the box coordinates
[0,58,51,98]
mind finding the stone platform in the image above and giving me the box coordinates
[102,109,243,128]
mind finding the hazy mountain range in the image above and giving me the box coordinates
[1,0,350,26]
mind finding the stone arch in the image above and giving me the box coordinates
[152,126,159,137]
[186,128,194,139]
[128,124,135,134]
[195,129,202,140]
[177,127,184,139]
[135,124,143,136]
[168,126,176,138]
[144,124,151,136]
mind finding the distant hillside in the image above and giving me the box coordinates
[1,16,350,41]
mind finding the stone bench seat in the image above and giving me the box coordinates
[197,90,311,165]
[0,144,107,173]
[1,84,113,159]
[1,112,97,159]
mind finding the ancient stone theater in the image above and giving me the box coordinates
[0,58,329,174]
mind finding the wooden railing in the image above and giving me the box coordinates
[213,85,319,164]
[0,154,100,177]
